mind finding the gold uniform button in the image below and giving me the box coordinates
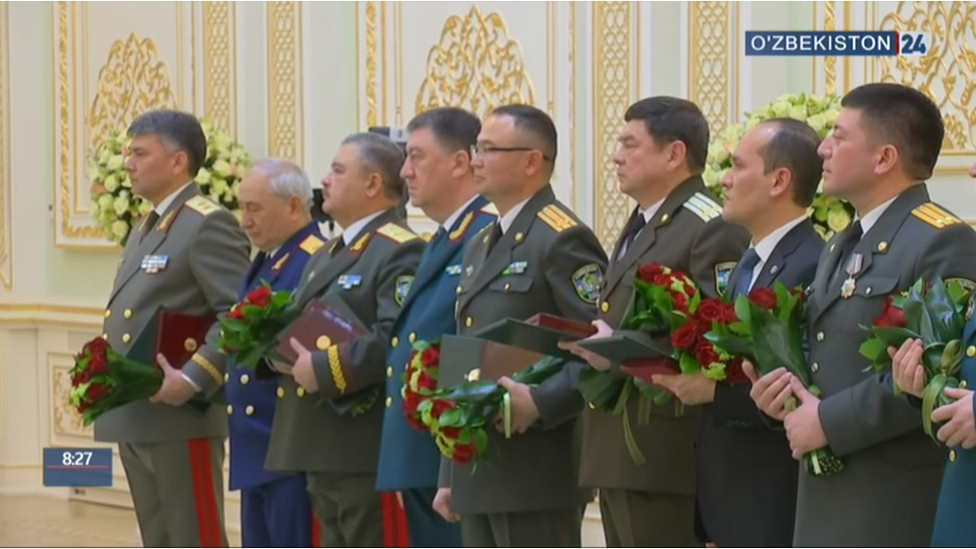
[124,309,132,319]
[409,333,416,343]
[296,387,306,397]
[101,333,108,340]
[245,405,254,416]
[960,380,968,389]
[601,302,610,313]
[950,450,957,462]
[811,362,820,373]
[276,387,285,398]
[816,332,825,342]
[514,232,524,242]
[391,336,399,347]
[588,402,596,410]
[240,374,250,385]
[104,310,111,318]
[967,345,975,358]
[122,333,131,343]
[503,283,511,291]
[387,367,393,378]
[465,316,473,328]
[661,213,670,223]
[223,373,230,383]
[226,405,233,415]
[385,397,393,408]
[456,286,462,295]
[878,241,888,252]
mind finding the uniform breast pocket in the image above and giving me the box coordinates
[850,275,900,324]
[488,276,533,295]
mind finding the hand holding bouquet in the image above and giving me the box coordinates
[705,282,845,476]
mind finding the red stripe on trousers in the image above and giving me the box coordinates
[380,492,409,548]
[187,439,222,547]
[310,506,321,548]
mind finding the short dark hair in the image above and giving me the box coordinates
[841,83,944,181]
[488,104,558,165]
[756,118,823,208]
[341,132,406,201]
[624,97,710,173]
[127,110,207,176]
[407,107,482,154]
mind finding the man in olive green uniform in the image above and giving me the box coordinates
[264,132,424,547]
[749,83,976,547]
[562,97,749,547]
[94,110,251,547]
[431,105,608,548]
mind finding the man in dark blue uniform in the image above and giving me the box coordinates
[375,107,496,547]
[225,158,326,547]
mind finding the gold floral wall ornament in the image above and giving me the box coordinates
[415,6,536,119]
[876,1,976,153]
[87,33,178,153]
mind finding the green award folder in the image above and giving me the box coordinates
[472,313,597,360]
[438,335,545,388]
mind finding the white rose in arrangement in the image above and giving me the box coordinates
[703,92,855,241]
[87,119,251,246]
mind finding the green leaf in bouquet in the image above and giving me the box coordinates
[678,352,700,375]
[940,339,964,376]
[221,317,248,331]
[577,369,628,411]
[474,428,489,455]
[733,295,753,326]
[439,408,462,429]
[921,372,955,441]
[857,337,888,367]
[749,305,809,385]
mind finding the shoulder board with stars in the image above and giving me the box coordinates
[449,212,475,241]
[537,204,578,233]
[184,195,222,216]
[298,234,325,255]
[911,203,962,230]
[480,203,499,216]
[682,192,722,222]
[376,223,418,244]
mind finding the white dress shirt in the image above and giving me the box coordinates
[855,196,898,236]
[498,196,532,234]
[618,198,665,259]
[153,181,194,216]
[339,210,386,247]
[742,215,809,292]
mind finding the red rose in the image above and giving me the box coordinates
[440,426,461,439]
[652,273,672,286]
[87,352,108,375]
[872,296,906,328]
[246,286,272,308]
[671,323,699,350]
[227,305,244,320]
[417,370,437,392]
[85,337,109,358]
[722,303,739,323]
[421,346,440,368]
[430,399,455,420]
[85,383,110,402]
[748,287,777,310]
[697,298,726,323]
[637,264,667,283]
[672,292,690,313]
[452,442,476,464]
[71,370,91,386]
[724,358,749,385]
[693,340,719,366]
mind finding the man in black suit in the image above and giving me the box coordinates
[652,118,825,547]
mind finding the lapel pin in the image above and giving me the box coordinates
[841,253,863,299]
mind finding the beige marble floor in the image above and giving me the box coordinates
[0,495,241,547]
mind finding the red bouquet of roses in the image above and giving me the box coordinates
[704,282,844,476]
[68,337,210,426]
[402,339,565,466]
[216,282,300,369]
[858,277,972,442]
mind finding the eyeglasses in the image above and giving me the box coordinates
[470,144,553,163]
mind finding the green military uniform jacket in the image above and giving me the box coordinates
[579,176,749,495]
[440,184,609,515]
[797,184,976,547]
[94,183,252,443]
[265,207,424,474]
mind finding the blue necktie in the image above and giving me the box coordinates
[730,248,761,299]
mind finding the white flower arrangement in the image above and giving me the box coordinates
[703,93,855,241]
[86,119,251,246]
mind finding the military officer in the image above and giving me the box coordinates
[94,110,251,547]
[559,97,750,547]
[264,132,424,548]
[225,158,324,547]
[670,119,824,548]
[748,83,976,547]
[432,104,609,548]
[890,159,976,548]
[375,107,497,547]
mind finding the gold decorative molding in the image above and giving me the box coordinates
[202,1,237,137]
[872,1,976,155]
[688,1,731,135]
[51,361,91,438]
[592,1,635,252]
[0,2,10,290]
[823,1,837,95]
[87,34,178,154]
[414,6,535,119]
[266,1,303,162]
[365,1,378,127]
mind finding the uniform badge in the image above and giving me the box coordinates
[395,275,413,306]
[841,253,863,299]
[446,264,462,276]
[714,261,736,296]
[572,264,604,304]
[502,261,528,275]
[141,255,169,274]
[967,293,975,321]
[465,265,474,277]
[337,274,363,290]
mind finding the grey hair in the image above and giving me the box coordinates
[247,158,314,208]
[341,132,406,201]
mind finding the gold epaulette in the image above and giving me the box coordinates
[184,195,221,216]
[480,203,499,216]
[911,203,962,229]
[537,204,578,233]
[682,192,722,222]
[376,223,418,244]
[298,234,325,255]
[449,212,474,241]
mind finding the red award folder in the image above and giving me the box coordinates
[128,309,216,369]
[275,296,367,364]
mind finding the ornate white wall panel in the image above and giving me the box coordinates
[0,3,10,292]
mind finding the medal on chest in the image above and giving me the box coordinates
[841,253,863,299]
